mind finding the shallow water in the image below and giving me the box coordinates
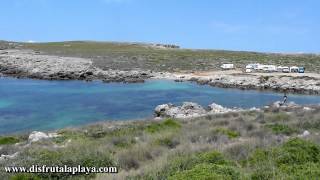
[1,77,320,134]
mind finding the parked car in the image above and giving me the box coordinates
[290,66,299,73]
[245,68,252,73]
[282,67,290,73]
[298,67,305,73]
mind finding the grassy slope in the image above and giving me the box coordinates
[19,41,320,73]
[2,106,320,179]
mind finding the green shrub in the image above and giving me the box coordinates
[155,136,180,149]
[198,151,229,165]
[214,128,240,139]
[279,162,320,179]
[111,136,136,148]
[107,126,143,137]
[250,166,279,180]
[268,113,290,122]
[247,149,267,166]
[248,138,320,166]
[146,118,181,133]
[22,143,115,179]
[156,151,233,179]
[247,138,320,179]
[156,153,200,179]
[54,129,86,143]
[169,163,240,180]
[266,124,297,135]
[277,138,320,165]
[0,136,20,145]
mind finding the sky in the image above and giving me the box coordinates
[1,0,319,53]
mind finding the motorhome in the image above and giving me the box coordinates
[221,64,234,70]
[245,64,258,73]
[277,66,290,73]
[261,65,276,72]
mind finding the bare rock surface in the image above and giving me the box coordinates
[0,49,153,82]
[154,102,239,118]
[28,131,60,143]
[153,71,320,95]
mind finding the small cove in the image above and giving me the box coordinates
[1,77,320,134]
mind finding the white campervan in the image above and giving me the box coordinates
[221,64,234,70]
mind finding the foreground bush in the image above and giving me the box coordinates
[169,163,240,180]
[16,142,115,179]
[248,138,320,179]
[266,123,298,135]
[145,118,181,133]
[148,150,241,179]
[214,128,240,139]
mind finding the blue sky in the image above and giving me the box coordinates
[1,0,319,53]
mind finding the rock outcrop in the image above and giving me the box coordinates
[0,152,19,161]
[208,103,236,113]
[154,102,239,118]
[185,75,320,95]
[28,131,60,143]
[269,101,299,108]
[154,102,207,118]
[0,49,153,83]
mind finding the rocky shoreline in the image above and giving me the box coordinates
[1,49,320,95]
[154,72,320,95]
[0,49,153,83]
[153,100,312,119]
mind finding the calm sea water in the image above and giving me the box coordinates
[1,77,320,134]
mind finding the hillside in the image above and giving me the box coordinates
[4,41,318,73]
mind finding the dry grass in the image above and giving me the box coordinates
[1,106,320,179]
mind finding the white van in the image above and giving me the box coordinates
[221,64,234,70]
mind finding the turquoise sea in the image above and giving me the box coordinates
[1,77,319,134]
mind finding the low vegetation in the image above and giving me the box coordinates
[1,106,320,179]
[0,137,20,145]
[13,41,320,73]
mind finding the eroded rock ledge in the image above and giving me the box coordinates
[154,102,243,119]
[154,101,314,119]
[0,49,152,83]
[153,72,320,95]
